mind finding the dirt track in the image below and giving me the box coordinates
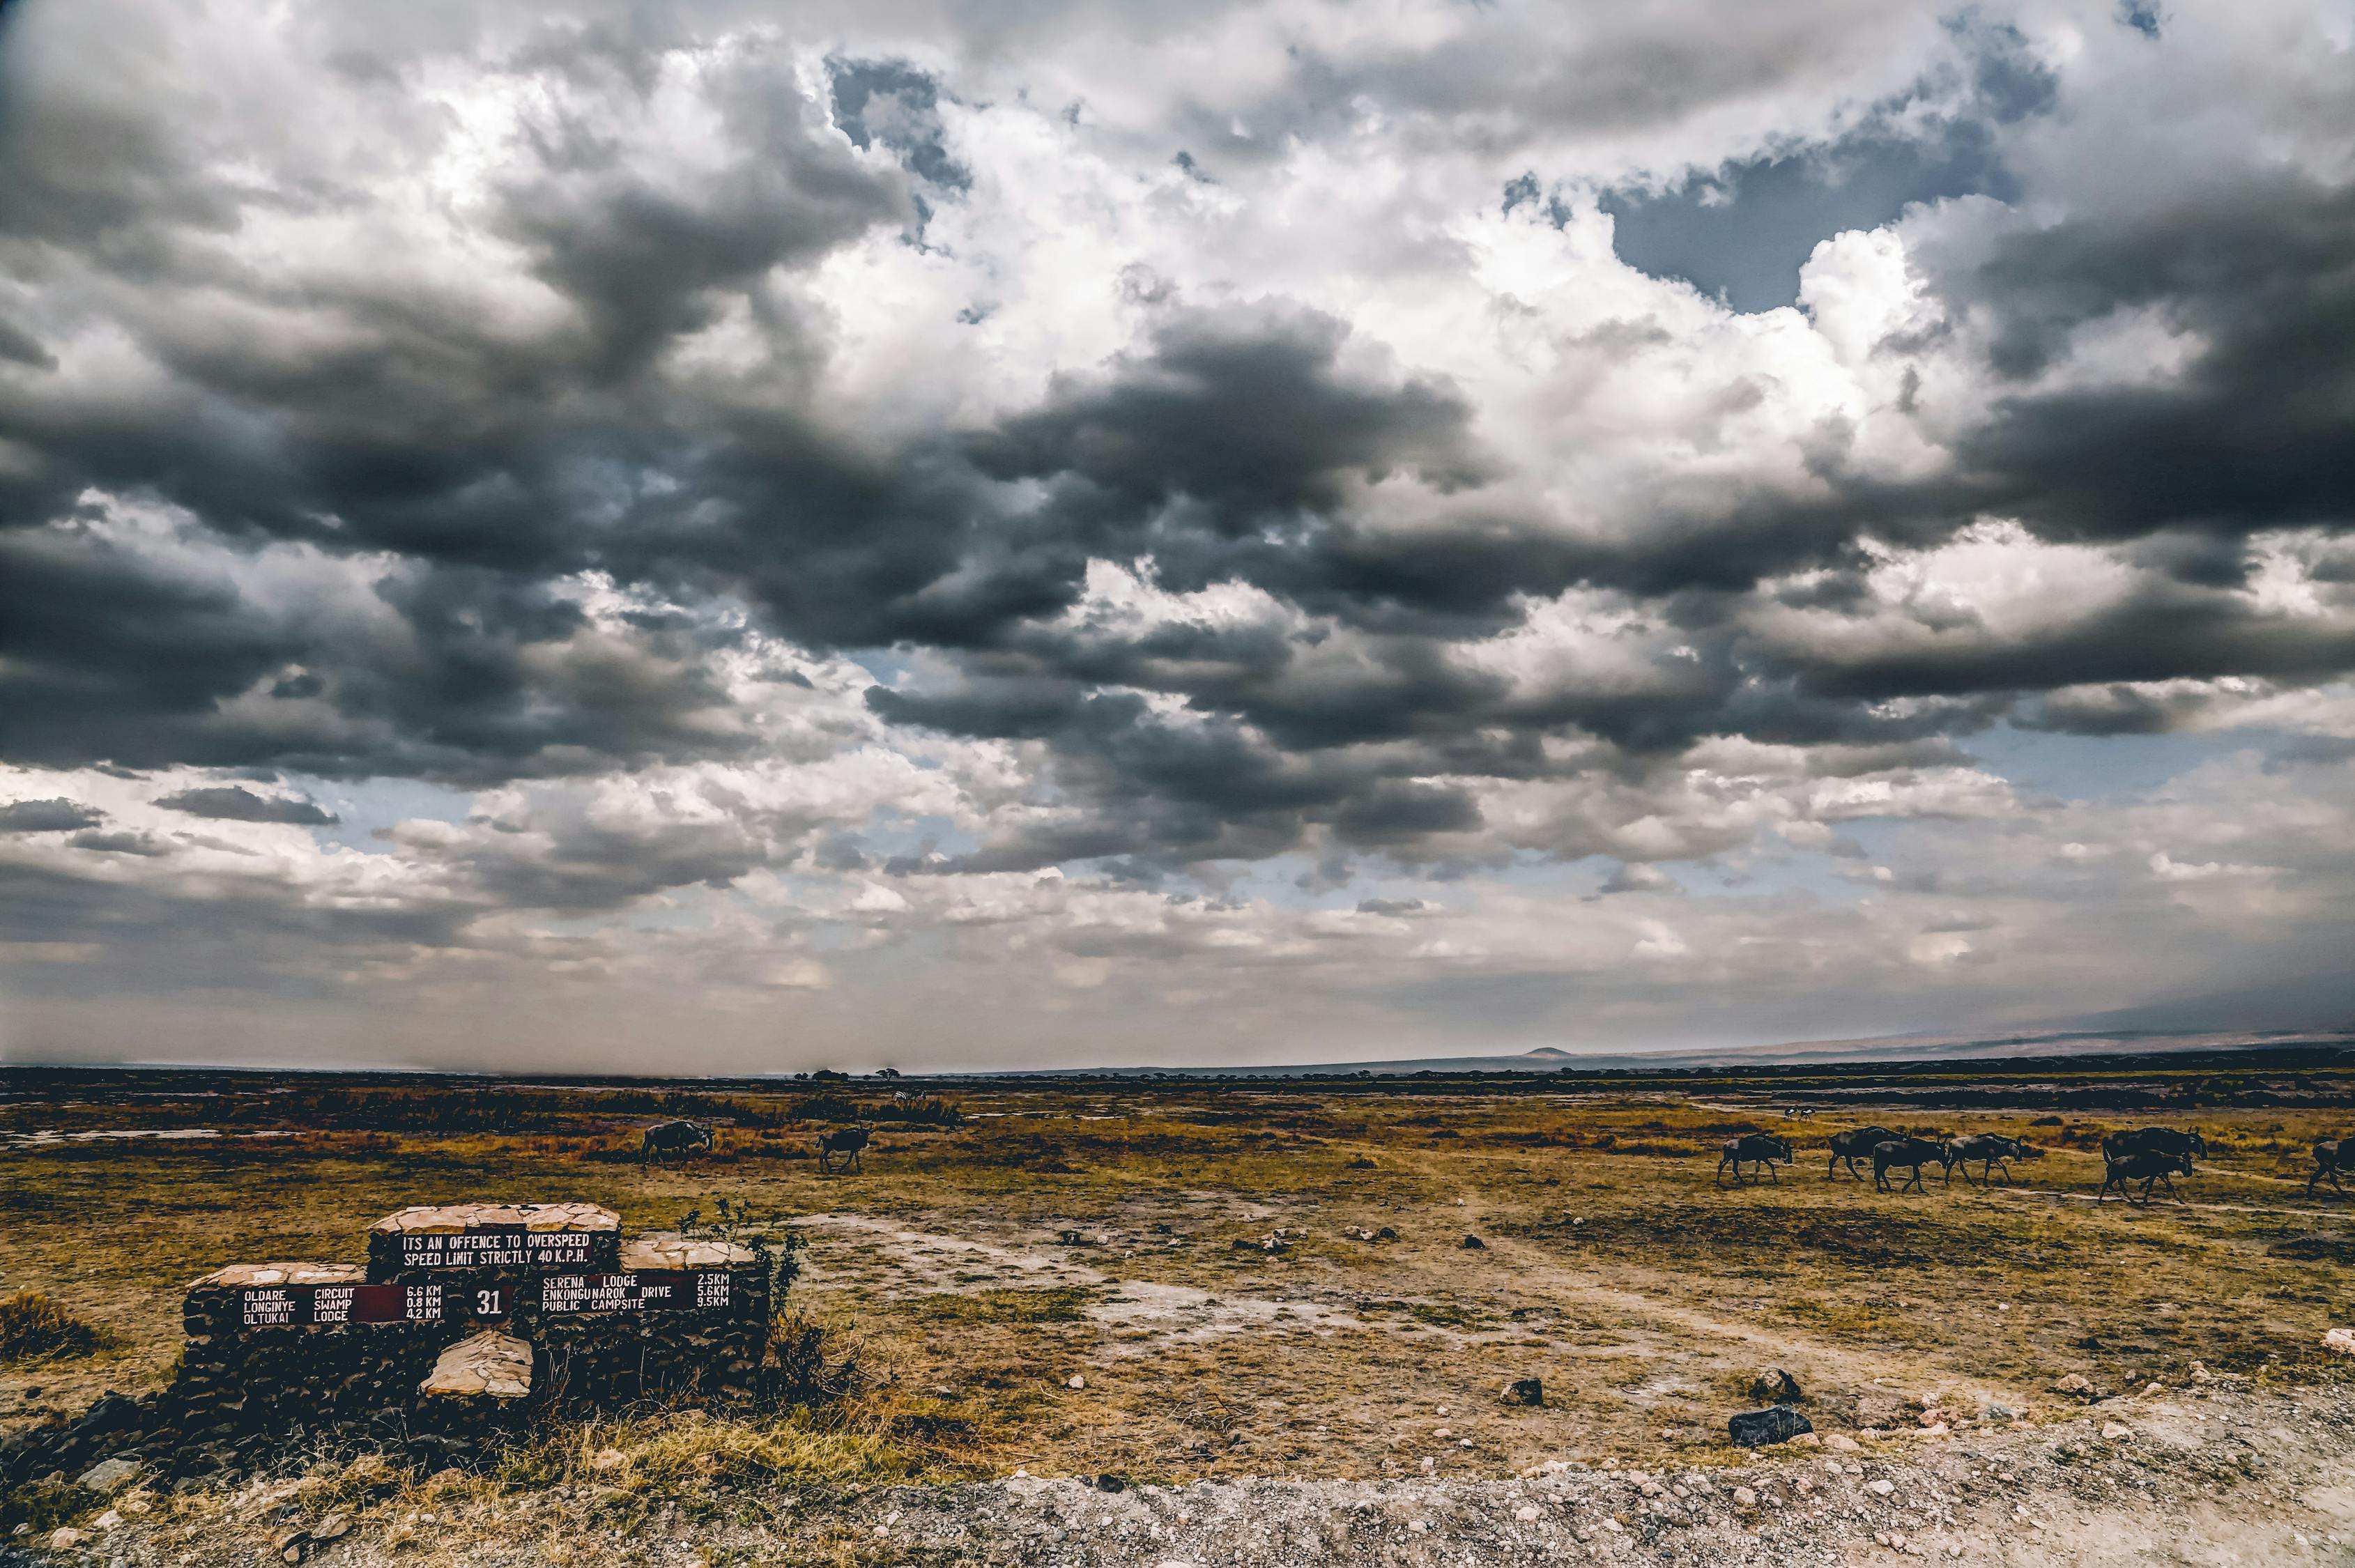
[31,1383,2354,1567]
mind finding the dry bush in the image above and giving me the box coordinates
[0,1291,109,1362]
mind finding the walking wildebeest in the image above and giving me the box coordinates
[2100,1127,2207,1166]
[816,1125,872,1175]
[1717,1133,1793,1187]
[639,1119,713,1165]
[2308,1138,2355,1195]
[2100,1149,2193,1204]
[1871,1136,1952,1193]
[1945,1133,2036,1186]
[1826,1125,1904,1181]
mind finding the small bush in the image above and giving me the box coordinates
[1,1478,93,1538]
[0,1292,108,1363]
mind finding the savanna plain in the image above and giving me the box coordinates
[5,1052,2355,1567]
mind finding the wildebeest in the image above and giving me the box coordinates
[1945,1134,2037,1186]
[1717,1133,1793,1186]
[2100,1149,2193,1204]
[2308,1138,2355,1194]
[2101,1127,2207,1166]
[640,1119,714,1165]
[1871,1136,1951,1194]
[1826,1125,1904,1181]
[815,1125,872,1175]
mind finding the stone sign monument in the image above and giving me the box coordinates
[0,1199,785,1482]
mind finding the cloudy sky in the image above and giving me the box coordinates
[1,0,2351,1073]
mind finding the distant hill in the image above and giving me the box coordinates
[1052,1024,2355,1078]
[2036,972,2355,1036]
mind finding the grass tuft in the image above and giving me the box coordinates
[907,1286,1098,1324]
[0,1291,109,1363]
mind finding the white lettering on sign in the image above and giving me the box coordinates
[398,1231,595,1269]
[240,1289,296,1327]
[540,1270,733,1314]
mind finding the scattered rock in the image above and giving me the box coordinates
[1499,1378,1544,1407]
[2324,1328,2355,1357]
[419,1331,532,1400]
[91,1509,122,1531]
[1514,1505,1541,1522]
[1826,1434,1861,1452]
[1460,1234,1487,1250]
[1730,1406,1813,1447]
[2101,1422,2133,1440]
[1750,1367,1805,1405]
[1066,1374,1087,1390]
[78,1456,143,1494]
[1868,1479,1896,1498]
[1093,1474,1126,1493]
[1985,1404,2016,1423]
[2050,1373,2098,1399]
[49,1528,85,1550]
[1732,1486,1758,1509]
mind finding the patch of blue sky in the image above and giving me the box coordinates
[1593,18,2054,313]
[1600,124,2011,314]
[861,810,980,861]
[284,775,476,852]
[1963,722,2248,802]
[846,647,920,689]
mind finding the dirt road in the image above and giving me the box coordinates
[40,1383,2354,1567]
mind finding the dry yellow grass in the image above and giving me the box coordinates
[5,1060,2355,1510]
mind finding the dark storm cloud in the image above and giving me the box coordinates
[0,15,913,781]
[972,303,1495,518]
[0,520,769,782]
[496,44,905,382]
[1,0,2352,891]
[0,797,105,832]
[1929,177,2355,546]
[155,786,339,825]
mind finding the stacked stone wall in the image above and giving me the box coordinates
[3,1202,785,1482]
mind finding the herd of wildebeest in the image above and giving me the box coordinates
[640,1104,2355,1206]
[1717,1122,2355,1203]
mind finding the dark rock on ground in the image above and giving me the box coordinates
[1728,1405,1813,1447]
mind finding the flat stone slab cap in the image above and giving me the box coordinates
[191,1262,367,1289]
[371,1201,618,1236]
[420,1330,533,1399]
[619,1232,757,1270]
